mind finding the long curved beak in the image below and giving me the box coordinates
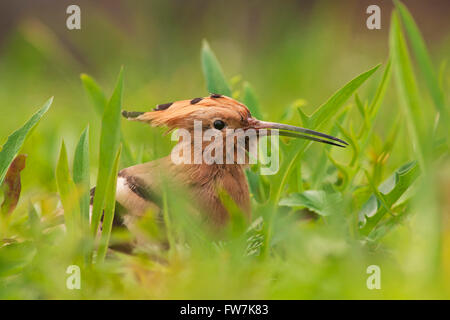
[247,119,348,148]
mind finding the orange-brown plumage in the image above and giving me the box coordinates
[126,95,251,132]
[119,95,253,229]
[114,94,347,234]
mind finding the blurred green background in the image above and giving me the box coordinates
[0,0,449,299]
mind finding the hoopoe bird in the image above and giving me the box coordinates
[94,94,347,245]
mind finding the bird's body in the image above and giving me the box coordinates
[116,156,250,228]
[94,94,347,245]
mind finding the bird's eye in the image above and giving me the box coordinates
[213,119,226,130]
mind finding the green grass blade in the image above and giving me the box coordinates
[201,40,232,96]
[394,3,443,281]
[279,190,342,217]
[81,74,107,115]
[0,241,36,277]
[91,68,123,236]
[389,12,427,168]
[354,93,367,122]
[309,64,380,128]
[56,140,81,236]
[310,111,348,189]
[358,59,392,154]
[0,97,52,185]
[73,126,90,231]
[368,58,392,118]
[359,161,420,236]
[395,1,448,128]
[218,189,247,239]
[336,122,359,167]
[242,82,263,119]
[81,73,134,166]
[97,145,121,262]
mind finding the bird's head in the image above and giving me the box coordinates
[122,94,348,148]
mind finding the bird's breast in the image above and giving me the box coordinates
[187,164,251,225]
[116,159,251,227]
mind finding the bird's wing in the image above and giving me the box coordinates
[115,159,168,226]
[89,159,166,232]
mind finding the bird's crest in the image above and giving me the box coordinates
[122,94,251,131]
